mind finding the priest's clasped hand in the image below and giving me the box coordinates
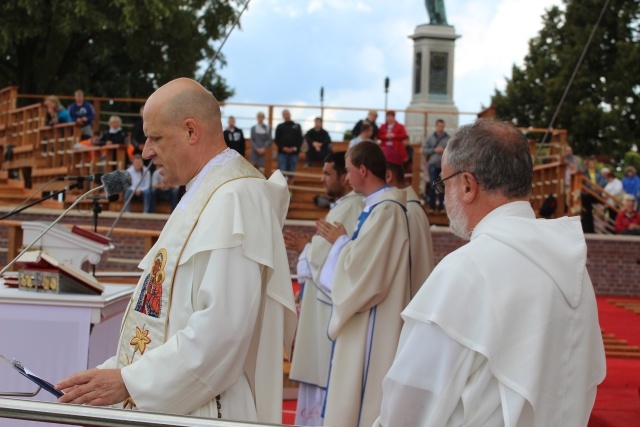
[316,218,346,244]
[55,368,130,406]
[283,229,311,253]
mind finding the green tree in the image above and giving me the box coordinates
[491,0,640,160]
[0,0,241,100]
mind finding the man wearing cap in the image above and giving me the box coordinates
[383,146,434,296]
[284,151,364,426]
[315,141,411,427]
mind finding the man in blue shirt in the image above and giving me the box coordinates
[68,89,96,139]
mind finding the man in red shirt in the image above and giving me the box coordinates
[377,111,408,163]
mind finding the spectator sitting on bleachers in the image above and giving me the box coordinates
[349,122,374,149]
[74,131,100,149]
[622,166,640,203]
[43,96,71,126]
[304,117,331,167]
[124,155,151,213]
[73,131,101,161]
[615,194,640,235]
[68,89,96,139]
[150,170,180,213]
[98,115,128,146]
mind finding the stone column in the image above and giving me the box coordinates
[405,24,460,144]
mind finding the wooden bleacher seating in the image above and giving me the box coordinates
[0,85,576,224]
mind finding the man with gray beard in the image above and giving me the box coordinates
[373,120,605,426]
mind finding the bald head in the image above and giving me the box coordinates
[146,78,222,134]
[141,78,228,186]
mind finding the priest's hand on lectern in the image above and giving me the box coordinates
[55,368,130,406]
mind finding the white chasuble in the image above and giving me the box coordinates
[289,192,364,426]
[103,151,297,423]
[323,188,411,427]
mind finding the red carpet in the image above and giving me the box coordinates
[588,297,640,426]
[283,296,640,426]
[283,400,296,425]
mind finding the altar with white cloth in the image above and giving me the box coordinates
[0,283,133,427]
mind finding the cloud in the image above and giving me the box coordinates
[219,0,565,135]
[453,0,563,88]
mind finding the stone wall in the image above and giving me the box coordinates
[1,209,638,296]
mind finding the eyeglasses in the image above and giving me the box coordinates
[433,171,464,194]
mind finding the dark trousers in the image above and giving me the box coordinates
[150,188,180,213]
[306,145,331,165]
[428,164,444,210]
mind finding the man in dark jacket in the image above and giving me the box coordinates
[223,116,246,157]
[304,117,331,167]
[275,109,303,185]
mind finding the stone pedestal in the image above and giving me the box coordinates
[405,24,460,143]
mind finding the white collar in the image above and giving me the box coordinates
[178,148,239,210]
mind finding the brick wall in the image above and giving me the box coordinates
[284,224,640,297]
[1,210,638,296]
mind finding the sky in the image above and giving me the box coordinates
[217,0,564,139]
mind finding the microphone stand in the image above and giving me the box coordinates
[0,181,84,221]
[0,186,105,276]
[107,167,150,238]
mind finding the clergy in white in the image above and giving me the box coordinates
[374,120,606,426]
[316,141,411,427]
[285,151,364,426]
[382,145,435,296]
[56,78,297,424]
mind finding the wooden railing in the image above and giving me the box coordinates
[531,161,567,218]
[570,172,623,234]
[0,86,18,144]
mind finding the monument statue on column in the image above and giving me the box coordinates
[405,0,459,144]
[425,0,448,26]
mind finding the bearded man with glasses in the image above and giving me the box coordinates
[374,119,605,426]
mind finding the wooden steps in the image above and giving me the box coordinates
[602,330,640,359]
[607,299,640,315]
[287,163,326,220]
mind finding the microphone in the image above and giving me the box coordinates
[55,174,103,184]
[101,170,132,197]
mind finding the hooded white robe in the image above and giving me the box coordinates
[375,201,606,426]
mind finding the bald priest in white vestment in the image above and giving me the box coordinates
[316,141,411,427]
[382,145,435,296]
[56,78,297,424]
[374,120,606,427]
[284,151,364,426]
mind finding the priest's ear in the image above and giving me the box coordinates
[184,118,200,146]
[460,171,480,203]
[339,171,349,187]
[385,169,393,185]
